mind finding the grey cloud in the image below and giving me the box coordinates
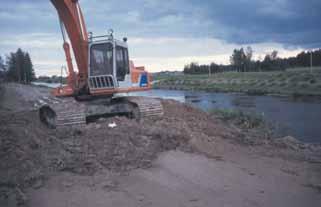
[0,0,320,48]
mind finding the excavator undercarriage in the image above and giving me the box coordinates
[39,97,163,128]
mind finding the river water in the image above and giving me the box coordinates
[130,89,321,143]
[32,82,63,88]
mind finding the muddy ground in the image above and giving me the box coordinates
[0,83,321,207]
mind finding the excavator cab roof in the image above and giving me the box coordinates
[88,32,128,48]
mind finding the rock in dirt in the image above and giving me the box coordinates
[136,194,145,201]
[62,181,73,188]
[32,179,43,189]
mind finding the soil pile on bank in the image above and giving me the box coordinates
[0,98,237,206]
[1,100,233,175]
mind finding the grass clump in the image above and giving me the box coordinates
[210,109,265,129]
[210,108,277,145]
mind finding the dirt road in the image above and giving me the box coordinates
[1,83,321,207]
[29,150,321,207]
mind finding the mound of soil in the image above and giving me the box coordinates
[0,97,238,206]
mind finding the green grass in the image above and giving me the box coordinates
[210,109,265,129]
[210,108,279,145]
[153,67,321,96]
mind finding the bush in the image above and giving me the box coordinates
[278,82,287,87]
[298,82,309,88]
[246,89,267,96]
[309,79,316,84]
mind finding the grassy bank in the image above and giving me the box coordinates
[210,109,276,145]
[154,67,321,96]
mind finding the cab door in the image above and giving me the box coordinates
[88,42,115,90]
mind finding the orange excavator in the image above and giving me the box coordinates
[39,0,163,127]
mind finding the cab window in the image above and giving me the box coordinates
[116,46,129,81]
[90,43,113,76]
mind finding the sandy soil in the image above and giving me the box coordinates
[1,83,321,207]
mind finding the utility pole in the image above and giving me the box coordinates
[310,50,313,73]
[61,66,63,87]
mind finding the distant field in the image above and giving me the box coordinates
[154,67,321,96]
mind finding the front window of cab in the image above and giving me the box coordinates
[90,43,113,76]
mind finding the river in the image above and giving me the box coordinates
[32,82,63,88]
[130,89,321,144]
[32,82,321,143]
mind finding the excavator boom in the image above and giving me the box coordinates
[51,0,88,93]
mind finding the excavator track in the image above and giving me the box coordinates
[53,98,86,126]
[39,97,86,128]
[39,96,163,128]
[127,97,164,119]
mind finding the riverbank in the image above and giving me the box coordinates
[154,68,321,97]
[1,83,321,207]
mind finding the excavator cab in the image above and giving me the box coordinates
[88,34,131,91]
[87,32,150,96]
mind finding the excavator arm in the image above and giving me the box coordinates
[50,0,88,94]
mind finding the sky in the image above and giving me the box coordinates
[0,0,320,76]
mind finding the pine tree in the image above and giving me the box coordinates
[24,52,35,83]
[6,53,18,81]
[15,48,25,83]
[5,49,35,84]
[0,56,4,71]
[0,55,5,81]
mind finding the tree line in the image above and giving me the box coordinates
[37,75,67,84]
[0,48,35,83]
[184,48,321,74]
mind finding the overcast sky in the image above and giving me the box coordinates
[0,0,320,76]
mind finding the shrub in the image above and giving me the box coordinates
[309,79,316,84]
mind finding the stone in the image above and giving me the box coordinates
[137,195,145,201]
[32,179,43,189]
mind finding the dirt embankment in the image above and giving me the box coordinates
[0,83,321,207]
